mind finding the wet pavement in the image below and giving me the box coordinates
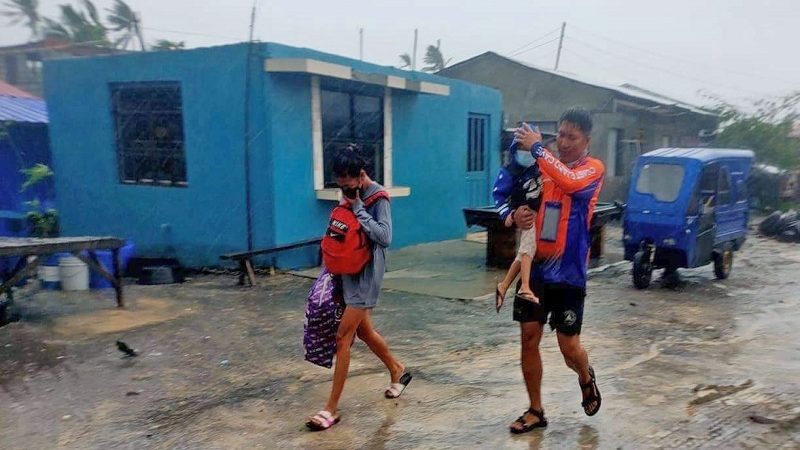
[1,224,799,449]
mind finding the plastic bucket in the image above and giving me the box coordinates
[88,241,136,289]
[59,256,89,291]
[38,265,61,290]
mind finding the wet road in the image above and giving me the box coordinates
[1,228,799,449]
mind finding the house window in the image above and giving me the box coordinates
[606,128,621,177]
[612,129,625,177]
[5,55,18,84]
[321,89,384,187]
[661,135,672,148]
[467,115,488,172]
[110,82,187,187]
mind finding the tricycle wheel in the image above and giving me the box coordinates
[713,248,733,280]
[632,251,652,289]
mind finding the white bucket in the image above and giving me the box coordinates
[59,256,89,291]
[38,265,61,290]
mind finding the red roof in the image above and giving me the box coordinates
[0,80,38,99]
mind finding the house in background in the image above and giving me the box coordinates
[0,81,52,237]
[439,52,719,201]
[0,38,122,97]
[43,42,502,268]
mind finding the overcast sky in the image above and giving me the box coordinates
[1,0,798,109]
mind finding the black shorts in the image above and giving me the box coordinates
[512,280,586,335]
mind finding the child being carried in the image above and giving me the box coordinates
[494,133,544,310]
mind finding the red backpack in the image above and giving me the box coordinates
[322,191,389,275]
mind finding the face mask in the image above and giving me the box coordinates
[514,150,535,168]
[342,186,359,199]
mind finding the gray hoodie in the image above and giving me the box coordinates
[342,182,392,308]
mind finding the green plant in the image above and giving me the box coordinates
[19,163,58,237]
[24,200,58,237]
[19,163,53,192]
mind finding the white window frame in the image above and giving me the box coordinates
[311,76,410,200]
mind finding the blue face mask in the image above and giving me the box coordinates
[514,150,536,168]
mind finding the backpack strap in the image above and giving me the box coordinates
[363,190,390,208]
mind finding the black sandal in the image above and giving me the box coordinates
[509,408,548,434]
[580,366,602,416]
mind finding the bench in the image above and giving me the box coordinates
[220,238,322,286]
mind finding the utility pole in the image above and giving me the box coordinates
[243,1,257,251]
[248,3,257,42]
[359,28,364,60]
[412,28,418,71]
[554,21,566,71]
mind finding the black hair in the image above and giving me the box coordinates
[559,107,593,136]
[332,144,366,178]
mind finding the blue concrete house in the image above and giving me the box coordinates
[43,43,502,267]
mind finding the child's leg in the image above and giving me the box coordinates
[517,227,538,302]
[519,254,538,303]
[498,260,522,293]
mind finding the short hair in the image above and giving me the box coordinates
[332,144,366,178]
[559,108,593,136]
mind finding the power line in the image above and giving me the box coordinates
[565,35,780,97]
[508,37,560,58]
[141,26,242,42]
[506,26,561,57]
[569,23,798,86]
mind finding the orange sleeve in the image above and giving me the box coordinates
[537,150,605,194]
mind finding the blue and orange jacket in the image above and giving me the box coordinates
[534,150,604,288]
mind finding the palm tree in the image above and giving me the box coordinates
[422,42,451,72]
[42,0,109,45]
[151,39,185,51]
[1,0,40,39]
[398,53,411,69]
[106,0,144,50]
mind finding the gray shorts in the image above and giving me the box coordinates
[344,295,378,309]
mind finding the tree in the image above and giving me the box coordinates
[422,42,451,72]
[1,0,40,39]
[106,0,144,50]
[398,53,411,69]
[42,1,109,46]
[151,39,185,51]
[710,92,800,168]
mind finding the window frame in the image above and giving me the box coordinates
[110,81,188,188]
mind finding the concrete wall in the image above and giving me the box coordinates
[44,45,251,266]
[44,43,502,268]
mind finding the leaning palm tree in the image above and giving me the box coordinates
[1,0,40,39]
[42,0,109,45]
[106,0,144,50]
[398,53,411,69]
[151,39,185,51]
[422,42,451,72]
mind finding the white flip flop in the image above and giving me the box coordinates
[385,372,413,399]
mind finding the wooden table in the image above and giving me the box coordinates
[0,237,126,309]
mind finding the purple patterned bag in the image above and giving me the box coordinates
[303,268,344,368]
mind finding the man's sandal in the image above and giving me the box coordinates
[510,408,548,434]
[580,366,602,416]
[306,410,340,431]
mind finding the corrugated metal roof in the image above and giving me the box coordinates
[0,81,48,123]
[504,56,715,117]
[0,96,48,123]
[643,147,754,162]
[446,52,716,117]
